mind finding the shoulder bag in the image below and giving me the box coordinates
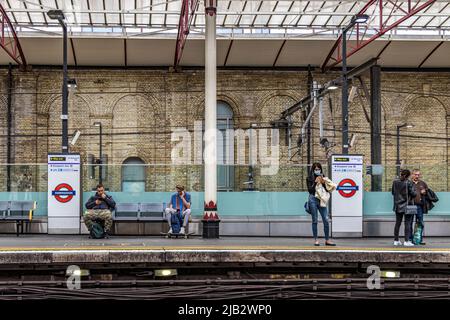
[405,180,417,216]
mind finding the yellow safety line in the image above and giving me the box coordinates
[0,246,449,252]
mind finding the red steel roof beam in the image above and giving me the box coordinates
[321,0,377,72]
[174,0,199,68]
[321,0,436,72]
[0,4,27,67]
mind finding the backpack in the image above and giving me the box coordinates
[90,221,105,239]
[170,211,183,234]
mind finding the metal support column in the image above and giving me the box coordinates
[62,22,69,154]
[370,65,382,191]
[341,28,349,154]
[6,63,13,192]
[306,66,313,167]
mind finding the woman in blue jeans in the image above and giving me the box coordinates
[306,163,336,246]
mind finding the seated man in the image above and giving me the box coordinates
[84,183,116,236]
[165,184,191,234]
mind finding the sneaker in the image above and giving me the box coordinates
[168,228,173,234]
[404,241,414,247]
[179,227,185,235]
[393,241,402,246]
[419,242,426,245]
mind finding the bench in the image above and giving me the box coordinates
[113,202,166,221]
[0,200,37,237]
[112,202,166,234]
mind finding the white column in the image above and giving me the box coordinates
[204,0,218,220]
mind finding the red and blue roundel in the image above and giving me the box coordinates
[337,179,359,198]
[52,183,76,203]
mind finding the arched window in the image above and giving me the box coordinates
[121,157,146,192]
[217,101,234,191]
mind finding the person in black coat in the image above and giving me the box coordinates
[391,169,417,246]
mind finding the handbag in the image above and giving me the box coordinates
[304,201,311,215]
[405,180,417,216]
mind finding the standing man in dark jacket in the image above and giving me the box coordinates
[391,169,417,246]
[84,183,116,235]
[410,169,428,245]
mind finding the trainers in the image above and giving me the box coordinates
[404,241,414,247]
[393,241,402,246]
[180,227,185,235]
[168,228,173,234]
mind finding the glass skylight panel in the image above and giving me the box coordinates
[166,14,179,26]
[89,0,106,25]
[4,0,449,37]
[151,14,165,26]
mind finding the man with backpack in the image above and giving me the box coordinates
[165,185,191,235]
[84,183,116,238]
[410,169,438,245]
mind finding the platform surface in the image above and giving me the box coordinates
[0,235,449,266]
[1,235,450,251]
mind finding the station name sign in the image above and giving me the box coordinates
[333,157,350,162]
[49,156,66,161]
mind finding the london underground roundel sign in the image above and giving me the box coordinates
[337,179,359,198]
[52,183,76,203]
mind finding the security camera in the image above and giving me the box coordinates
[320,138,330,148]
[70,130,81,146]
[349,86,358,103]
[349,134,358,148]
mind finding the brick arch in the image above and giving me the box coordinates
[110,92,161,114]
[43,94,91,154]
[193,93,242,126]
[39,93,92,114]
[111,93,160,168]
[255,90,301,110]
[404,96,447,190]
[255,92,300,124]
[392,93,447,116]
[117,155,150,165]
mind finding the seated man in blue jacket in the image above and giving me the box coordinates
[84,183,116,235]
[165,184,191,234]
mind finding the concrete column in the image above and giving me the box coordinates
[203,0,218,220]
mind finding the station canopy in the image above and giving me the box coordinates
[1,0,450,68]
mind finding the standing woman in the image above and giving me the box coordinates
[306,162,336,246]
[392,169,417,246]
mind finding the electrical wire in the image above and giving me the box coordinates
[0,278,449,300]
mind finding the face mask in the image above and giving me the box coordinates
[314,169,321,175]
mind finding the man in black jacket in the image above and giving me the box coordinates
[84,183,116,235]
[410,169,428,245]
[391,169,417,246]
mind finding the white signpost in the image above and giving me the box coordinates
[330,154,363,237]
[47,153,81,234]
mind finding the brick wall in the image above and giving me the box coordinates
[0,68,449,192]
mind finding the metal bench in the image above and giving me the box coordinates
[0,201,8,218]
[0,200,37,236]
[139,203,165,221]
[113,203,140,221]
[112,202,165,234]
[112,202,165,221]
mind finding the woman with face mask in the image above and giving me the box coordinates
[306,162,336,246]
